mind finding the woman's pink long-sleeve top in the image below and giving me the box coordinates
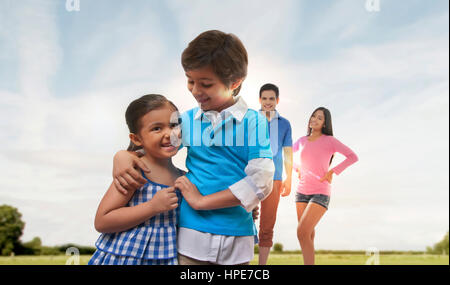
[292,135,358,196]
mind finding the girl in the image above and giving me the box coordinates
[293,107,358,265]
[111,30,275,265]
[88,94,183,265]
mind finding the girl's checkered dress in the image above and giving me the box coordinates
[88,176,181,265]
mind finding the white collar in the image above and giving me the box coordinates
[194,96,248,123]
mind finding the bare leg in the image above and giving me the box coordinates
[296,203,316,242]
[296,202,327,265]
[295,202,308,263]
[258,246,271,265]
[296,202,308,221]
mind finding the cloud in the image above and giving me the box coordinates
[166,0,301,52]
[0,0,448,252]
[251,5,449,250]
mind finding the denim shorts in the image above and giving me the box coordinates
[295,193,330,210]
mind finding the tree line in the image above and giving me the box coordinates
[0,205,95,256]
[1,204,448,256]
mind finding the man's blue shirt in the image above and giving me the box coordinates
[264,111,292,181]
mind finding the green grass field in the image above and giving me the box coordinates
[0,254,448,265]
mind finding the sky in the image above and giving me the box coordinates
[0,0,448,252]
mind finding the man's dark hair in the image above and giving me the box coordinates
[259,83,279,98]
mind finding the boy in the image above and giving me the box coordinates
[112,30,275,265]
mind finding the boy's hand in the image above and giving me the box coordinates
[150,187,179,213]
[174,176,203,210]
[113,150,151,195]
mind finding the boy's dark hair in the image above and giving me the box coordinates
[125,94,178,151]
[181,30,248,96]
[259,83,279,98]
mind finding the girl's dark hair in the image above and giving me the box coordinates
[307,107,334,164]
[125,94,178,151]
[181,30,248,96]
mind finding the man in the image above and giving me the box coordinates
[258,83,293,265]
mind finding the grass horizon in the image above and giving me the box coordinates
[0,253,448,265]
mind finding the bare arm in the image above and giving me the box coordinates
[283,147,293,179]
[112,150,151,194]
[175,158,274,212]
[94,182,178,233]
[280,146,293,197]
[174,176,240,210]
[194,188,241,210]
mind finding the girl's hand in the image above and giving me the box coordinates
[113,150,151,195]
[174,176,203,210]
[150,187,179,214]
[295,168,301,180]
[320,170,334,184]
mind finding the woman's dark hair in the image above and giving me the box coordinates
[308,107,334,164]
[181,30,248,96]
[125,94,178,151]
[259,83,279,98]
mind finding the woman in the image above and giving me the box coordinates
[293,107,358,265]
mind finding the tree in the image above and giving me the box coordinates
[0,205,25,256]
[21,236,42,255]
[23,236,41,248]
[273,243,283,252]
[427,231,449,255]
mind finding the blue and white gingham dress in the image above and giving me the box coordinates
[88,175,182,265]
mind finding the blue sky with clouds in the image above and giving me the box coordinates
[0,0,448,252]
